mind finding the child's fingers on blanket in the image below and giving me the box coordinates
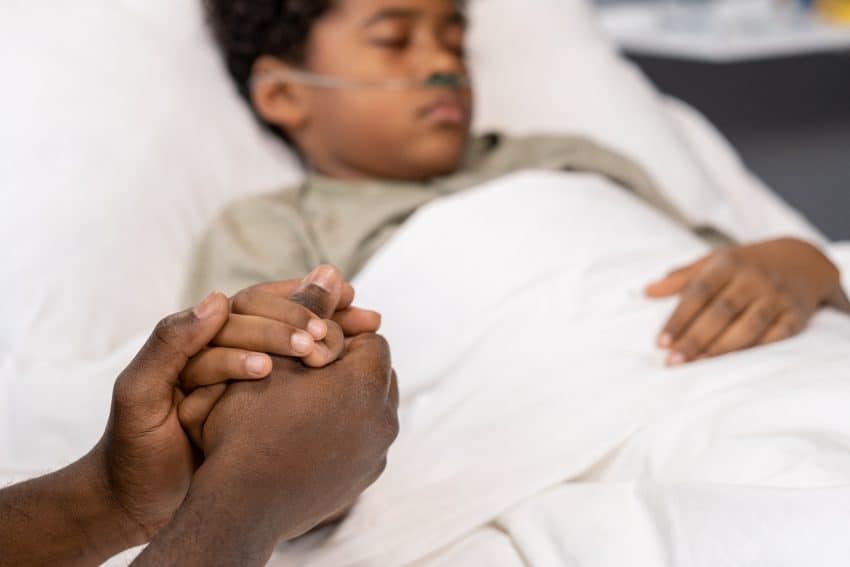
[178,383,227,448]
[213,314,317,357]
[666,274,758,364]
[645,257,712,299]
[645,266,694,298]
[180,347,272,391]
[705,297,785,357]
[758,310,807,346]
[658,257,736,351]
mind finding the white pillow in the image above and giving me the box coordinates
[467,0,819,243]
[0,1,300,360]
[468,0,723,222]
[0,0,817,365]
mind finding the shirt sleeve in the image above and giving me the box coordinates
[182,193,319,306]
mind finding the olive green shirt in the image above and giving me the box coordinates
[185,133,728,303]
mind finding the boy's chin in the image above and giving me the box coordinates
[403,132,468,180]
[397,152,464,182]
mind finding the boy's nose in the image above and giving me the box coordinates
[418,37,466,78]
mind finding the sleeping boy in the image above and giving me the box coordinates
[187,0,849,366]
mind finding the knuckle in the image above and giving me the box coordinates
[363,333,391,359]
[752,307,774,328]
[686,279,714,300]
[783,319,802,336]
[230,288,255,313]
[290,303,314,327]
[153,313,182,347]
[223,351,244,376]
[384,408,400,444]
[366,458,389,486]
[712,250,738,270]
[150,313,193,361]
[353,334,392,372]
[714,297,739,318]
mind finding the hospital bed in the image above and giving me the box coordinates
[1,0,848,564]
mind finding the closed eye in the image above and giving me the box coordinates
[371,37,411,50]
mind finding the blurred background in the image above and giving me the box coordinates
[592,0,850,239]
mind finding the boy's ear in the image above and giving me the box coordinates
[250,56,311,131]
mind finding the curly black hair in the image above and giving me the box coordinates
[204,0,467,145]
[203,0,337,144]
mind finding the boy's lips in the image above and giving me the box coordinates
[418,94,468,126]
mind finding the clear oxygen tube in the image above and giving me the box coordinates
[252,69,470,91]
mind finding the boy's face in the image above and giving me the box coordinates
[256,0,473,181]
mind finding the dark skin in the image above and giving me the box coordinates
[180,265,382,422]
[0,292,241,566]
[134,336,399,567]
[253,0,846,363]
[647,238,850,365]
[252,0,473,181]
[177,266,368,529]
[0,269,395,566]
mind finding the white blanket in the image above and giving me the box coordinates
[271,171,850,566]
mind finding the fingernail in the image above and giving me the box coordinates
[246,354,269,376]
[291,332,314,355]
[658,333,673,348]
[193,291,220,320]
[307,319,327,340]
[667,352,686,367]
[304,265,337,293]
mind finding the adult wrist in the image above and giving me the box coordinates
[73,448,149,554]
[133,452,288,567]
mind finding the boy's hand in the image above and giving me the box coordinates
[178,265,381,447]
[180,265,382,392]
[135,335,399,565]
[646,238,847,365]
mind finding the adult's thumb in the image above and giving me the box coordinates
[116,292,230,408]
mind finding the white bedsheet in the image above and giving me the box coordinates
[270,171,850,566]
[2,170,849,565]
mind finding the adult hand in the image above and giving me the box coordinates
[180,265,382,391]
[178,265,382,446]
[134,335,399,566]
[91,291,239,541]
[0,292,240,566]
